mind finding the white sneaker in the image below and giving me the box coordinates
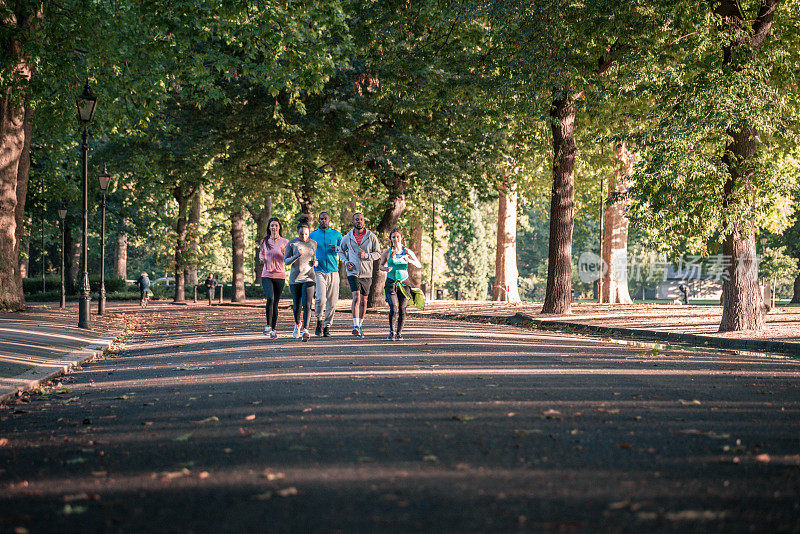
[263,326,271,336]
[292,324,300,339]
[270,330,277,339]
[302,329,310,342]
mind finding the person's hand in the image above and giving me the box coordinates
[359,250,367,259]
[347,262,355,271]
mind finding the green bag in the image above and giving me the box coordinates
[395,281,425,310]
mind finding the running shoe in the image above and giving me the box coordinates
[263,326,271,336]
[315,322,323,336]
[293,324,300,339]
[357,326,365,338]
[352,327,360,336]
[394,333,403,341]
[386,333,394,340]
[270,330,277,339]
[302,329,310,342]
[323,326,330,337]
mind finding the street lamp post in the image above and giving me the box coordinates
[98,164,111,315]
[58,205,67,309]
[77,82,97,329]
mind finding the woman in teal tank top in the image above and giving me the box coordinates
[379,228,421,340]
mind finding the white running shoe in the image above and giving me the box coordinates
[302,329,310,342]
[292,324,300,339]
[263,326,271,336]
[270,330,277,339]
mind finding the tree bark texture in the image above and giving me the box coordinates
[601,143,634,305]
[231,207,246,303]
[791,273,800,304]
[184,185,202,286]
[115,217,128,280]
[19,232,28,278]
[493,186,521,302]
[295,167,315,222]
[542,92,577,314]
[408,216,423,288]
[248,197,271,283]
[0,7,34,311]
[367,173,407,308]
[715,0,777,331]
[172,185,194,303]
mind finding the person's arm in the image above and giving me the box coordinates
[379,249,392,272]
[366,235,383,261]
[284,243,300,266]
[338,236,351,264]
[405,249,422,269]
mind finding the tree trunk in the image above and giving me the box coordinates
[184,185,202,286]
[231,207,246,302]
[115,217,128,280]
[0,92,27,310]
[715,0,777,331]
[173,185,194,303]
[19,232,29,278]
[542,92,577,314]
[408,216,423,288]
[248,197,271,282]
[295,167,315,222]
[601,143,634,304]
[493,186,521,302]
[791,273,800,304]
[367,173,407,308]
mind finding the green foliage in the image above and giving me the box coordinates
[443,193,492,299]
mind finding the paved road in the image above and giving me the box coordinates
[1,307,799,533]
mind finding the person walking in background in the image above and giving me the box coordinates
[135,272,151,308]
[339,212,382,338]
[310,211,342,337]
[204,273,218,305]
[285,217,318,342]
[259,217,289,338]
[379,228,422,340]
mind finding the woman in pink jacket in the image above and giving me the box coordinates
[259,217,289,338]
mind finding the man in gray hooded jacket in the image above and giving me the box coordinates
[338,212,382,337]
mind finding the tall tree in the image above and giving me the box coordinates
[601,143,634,304]
[494,185,520,302]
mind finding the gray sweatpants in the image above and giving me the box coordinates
[314,271,339,327]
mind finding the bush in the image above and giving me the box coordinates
[23,275,127,295]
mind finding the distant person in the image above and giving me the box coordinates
[679,283,689,305]
[379,228,421,340]
[339,212,381,338]
[285,217,318,342]
[259,217,289,338]
[135,272,151,308]
[309,211,342,337]
[204,273,217,305]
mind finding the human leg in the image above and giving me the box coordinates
[290,283,302,325]
[301,281,315,331]
[268,278,284,331]
[324,273,339,327]
[385,280,398,336]
[396,284,409,338]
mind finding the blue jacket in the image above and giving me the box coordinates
[309,227,342,273]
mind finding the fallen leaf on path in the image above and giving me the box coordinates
[61,504,87,515]
[422,455,439,462]
[754,453,771,463]
[541,409,561,419]
[678,399,701,405]
[198,416,219,424]
[245,414,256,421]
[452,415,474,422]
[261,471,285,481]
[277,487,298,497]
[174,432,193,442]
[0,439,8,447]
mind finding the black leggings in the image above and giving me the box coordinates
[290,281,316,330]
[385,280,409,335]
[261,277,285,330]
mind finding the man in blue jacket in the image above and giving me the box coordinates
[310,212,342,337]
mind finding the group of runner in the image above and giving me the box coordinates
[259,211,422,342]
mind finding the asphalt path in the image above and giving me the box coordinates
[1,306,799,533]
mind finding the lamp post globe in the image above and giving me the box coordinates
[98,164,111,315]
[77,82,97,329]
[58,205,67,309]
